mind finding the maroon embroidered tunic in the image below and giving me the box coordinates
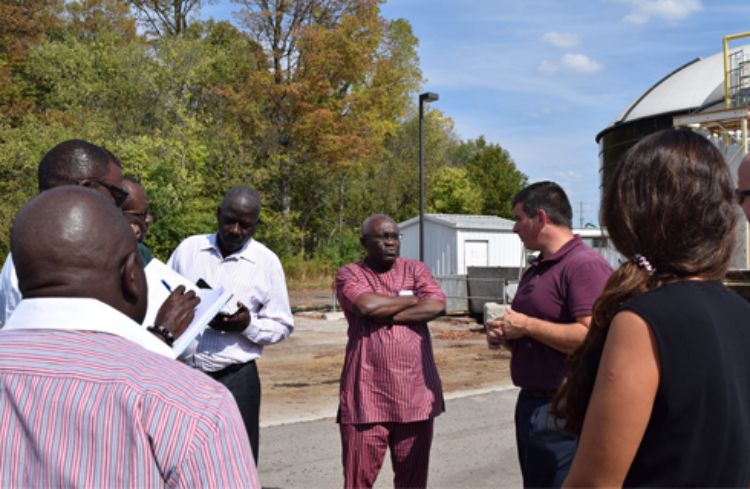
[335,257,446,424]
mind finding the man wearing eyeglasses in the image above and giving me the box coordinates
[0,140,130,325]
[737,153,750,222]
[335,213,446,489]
[122,176,155,265]
[0,140,198,347]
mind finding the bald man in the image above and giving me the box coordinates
[168,185,294,463]
[0,186,260,488]
[335,213,446,489]
[737,153,750,222]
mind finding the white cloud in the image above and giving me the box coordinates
[561,53,604,74]
[542,31,581,48]
[538,60,559,74]
[556,170,587,183]
[527,107,555,118]
[618,0,703,24]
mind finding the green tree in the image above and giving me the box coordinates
[0,0,528,275]
[0,0,64,123]
[429,166,483,214]
[0,15,257,257]
[352,106,459,223]
[230,0,421,255]
[67,0,137,42]
[462,136,527,218]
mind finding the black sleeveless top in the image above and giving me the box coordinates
[621,280,750,487]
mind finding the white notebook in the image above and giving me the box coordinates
[143,259,234,356]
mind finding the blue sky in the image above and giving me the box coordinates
[200,0,750,226]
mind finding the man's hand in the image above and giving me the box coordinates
[497,307,531,340]
[154,285,200,339]
[210,302,251,333]
[485,322,508,350]
[486,306,530,345]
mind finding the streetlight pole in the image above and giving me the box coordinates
[418,91,439,262]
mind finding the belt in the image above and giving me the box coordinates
[520,388,557,399]
[208,359,256,378]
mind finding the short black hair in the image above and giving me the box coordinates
[221,185,262,211]
[361,214,396,237]
[512,181,572,228]
[38,139,121,192]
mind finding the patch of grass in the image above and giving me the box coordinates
[282,255,335,290]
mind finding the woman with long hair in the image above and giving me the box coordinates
[557,128,750,486]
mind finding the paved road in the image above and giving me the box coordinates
[258,386,523,488]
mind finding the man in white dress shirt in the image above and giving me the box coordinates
[168,185,294,463]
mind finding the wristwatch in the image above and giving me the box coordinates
[147,324,175,346]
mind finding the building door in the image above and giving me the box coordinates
[465,240,489,270]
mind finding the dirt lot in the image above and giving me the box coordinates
[258,293,513,426]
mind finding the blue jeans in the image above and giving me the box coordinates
[515,390,577,488]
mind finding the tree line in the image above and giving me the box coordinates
[0,0,527,272]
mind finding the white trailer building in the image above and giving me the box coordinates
[398,213,526,275]
[398,214,525,313]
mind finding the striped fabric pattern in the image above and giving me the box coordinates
[335,258,446,424]
[0,329,260,488]
[340,419,434,488]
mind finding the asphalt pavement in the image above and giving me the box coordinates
[258,386,523,489]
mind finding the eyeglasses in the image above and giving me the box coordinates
[367,233,403,242]
[89,178,130,207]
[736,189,750,205]
[123,208,154,223]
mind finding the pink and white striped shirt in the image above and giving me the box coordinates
[0,298,260,488]
[335,257,446,424]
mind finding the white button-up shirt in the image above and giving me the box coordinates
[168,234,294,372]
[0,253,21,327]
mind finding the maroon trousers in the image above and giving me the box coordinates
[340,419,434,489]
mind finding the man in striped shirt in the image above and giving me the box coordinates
[335,214,446,489]
[0,187,260,488]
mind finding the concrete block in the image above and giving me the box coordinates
[323,311,345,321]
[483,302,507,324]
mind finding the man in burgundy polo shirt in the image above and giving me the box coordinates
[335,214,446,489]
[487,181,612,487]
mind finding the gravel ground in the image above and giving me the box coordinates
[257,312,513,427]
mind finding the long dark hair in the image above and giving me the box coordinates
[554,128,737,434]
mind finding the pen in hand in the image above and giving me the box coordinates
[161,279,172,293]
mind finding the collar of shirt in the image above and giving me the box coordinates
[201,234,258,265]
[533,235,584,267]
[4,297,176,359]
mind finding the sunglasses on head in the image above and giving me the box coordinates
[88,178,130,207]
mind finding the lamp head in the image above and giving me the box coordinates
[419,92,439,103]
